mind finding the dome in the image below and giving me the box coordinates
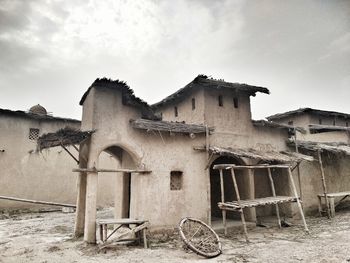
[29,104,47,115]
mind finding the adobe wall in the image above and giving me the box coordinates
[83,87,210,227]
[298,154,350,215]
[157,88,205,124]
[0,114,116,210]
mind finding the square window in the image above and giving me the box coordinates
[218,95,223,107]
[29,128,40,140]
[233,97,238,108]
[170,171,183,190]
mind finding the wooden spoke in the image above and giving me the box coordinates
[178,217,222,258]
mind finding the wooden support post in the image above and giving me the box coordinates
[143,229,148,249]
[287,167,309,232]
[61,144,79,164]
[294,134,303,206]
[230,168,249,243]
[267,168,281,228]
[74,142,89,238]
[205,125,211,225]
[84,171,98,243]
[329,197,335,218]
[219,169,227,235]
[318,150,331,219]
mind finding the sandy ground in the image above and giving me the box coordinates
[1,208,350,263]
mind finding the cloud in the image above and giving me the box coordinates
[0,0,349,120]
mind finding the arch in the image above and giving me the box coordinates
[96,142,141,219]
[96,142,142,169]
[209,155,248,221]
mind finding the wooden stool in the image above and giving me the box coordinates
[97,218,149,248]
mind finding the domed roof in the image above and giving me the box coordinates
[29,104,47,115]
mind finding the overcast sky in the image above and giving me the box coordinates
[0,0,349,120]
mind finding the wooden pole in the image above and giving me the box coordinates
[230,168,249,243]
[84,171,98,243]
[267,168,281,228]
[219,169,227,235]
[74,141,89,238]
[72,168,151,174]
[287,167,309,232]
[61,144,79,164]
[205,125,211,225]
[318,150,331,218]
[213,164,291,170]
[294,134,303,203]
[0,195,75,208]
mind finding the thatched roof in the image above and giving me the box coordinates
[209,146,314,163]
[130,118,213,134]
[252,120,306,134]
[152,75,269,109]
[37,127,94,150]
[0,108,80,123]
[267,108,350,121]
[288,140,350,155]
[309,124,350,133]
[80,78,158,120]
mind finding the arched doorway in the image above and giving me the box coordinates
[97,145,138,219]
[210,156,250,221]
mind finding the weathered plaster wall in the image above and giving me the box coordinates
[157,88,205,124]
[298,154,350,215]
[0,114,115,209]
[83,87,209,227]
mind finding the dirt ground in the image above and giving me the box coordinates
[1,208,350,263]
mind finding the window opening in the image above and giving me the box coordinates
[192,98,195,110]
[29,128,40,140]
[319,119,322,125]
[233,97,238,108]
[170,171,183,190]
[288,121,294,126]
[174,107,178,117]
[218,95,223,107]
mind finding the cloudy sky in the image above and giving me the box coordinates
[0,0,349,120]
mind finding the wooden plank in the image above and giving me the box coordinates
[98,218,147,225]
[213,164,291,170]
[230,168,249,243]
[72,168,151,174]
[0,195,76,208]
[317,191,350,198]
[267,168,281,228]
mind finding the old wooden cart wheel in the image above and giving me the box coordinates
[178,217,222,258]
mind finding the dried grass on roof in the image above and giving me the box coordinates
[209,146,313,163]
[152,75,269,109]
[37,127,94,151]
[252,120,306,133]
[288,140,350,155]
[130,118,213,134]
[267,108,350,121]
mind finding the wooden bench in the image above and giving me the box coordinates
[317,191,350,218]
[97,218,149,248]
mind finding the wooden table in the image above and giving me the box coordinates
[97,218,149,248]
[318,191,350,218]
